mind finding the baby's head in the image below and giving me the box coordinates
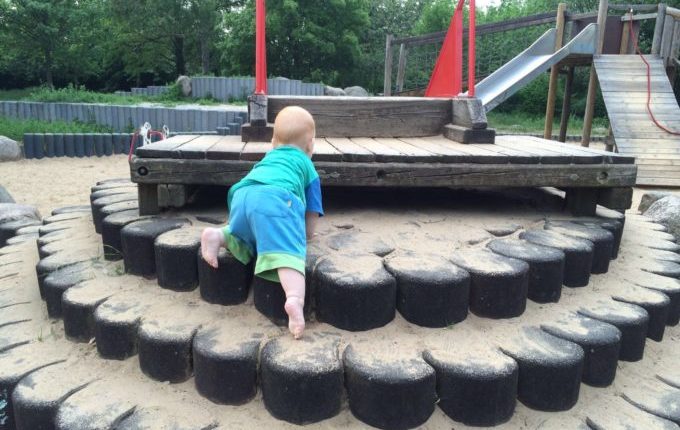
[272,106,316,157]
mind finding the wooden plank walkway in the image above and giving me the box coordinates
[131,134,637,215]
[594,55,680,186]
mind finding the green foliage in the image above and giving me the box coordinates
[0,116,113,141]
[487,111,609,136]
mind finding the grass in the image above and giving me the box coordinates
[487,111,610,136]
[0,116,113,142]
[0,85,233,107]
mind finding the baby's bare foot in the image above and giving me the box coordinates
[284,296,305,339]
[201,228,223,269]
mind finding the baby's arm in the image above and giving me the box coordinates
[305,211,319,241]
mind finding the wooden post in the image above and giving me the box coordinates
[619,18,631,54]
[559,66,575,142]
[138,183,160,215]
[651,3,667,55]
[544,3,567,140]
[661,15,675,67]
[396,44,408,93]
[581,0,608,148]
[565,188,599,216]
[384,35,394,96]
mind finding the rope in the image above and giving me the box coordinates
[627,10,680,136]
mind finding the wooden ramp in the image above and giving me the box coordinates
[594,55,680,186]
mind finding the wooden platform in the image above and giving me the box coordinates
[594,55,680,187]
[130,134,637,215]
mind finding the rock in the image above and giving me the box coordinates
[644,195,680,242]
[344,86,369,97]
[0,185,14,203]
[0,136,21,161]
[0,203,40,224]
[639,191,670,213]
[176,75,191,97]
[324,85,346,96]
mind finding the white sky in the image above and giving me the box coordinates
[475,0,502,9]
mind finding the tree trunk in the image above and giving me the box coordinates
[201,36,211,74]
[173,35,186,77]
[45,48,54,89]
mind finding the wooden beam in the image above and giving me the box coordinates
[559,66,575,142]
[565,188,599,216]
[137,183,159,215]
[597,187,633,210]
[130,158,637,189]
[581,0,608,148]
[396,44,408,93]
[383,34,394,96]
[620,13,657,22]
[666,6,680,19]
[544,3,567,140]
[651,3,667,55]
[267,96,452,138]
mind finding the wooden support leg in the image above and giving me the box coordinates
[598,187,633,211]
[565,188,598,216]
[559,66,574,143]
[138,183,160,215]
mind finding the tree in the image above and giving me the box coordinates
[0,0,82,87]
[222,0,370,87]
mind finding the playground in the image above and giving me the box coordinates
[1,0,680,429]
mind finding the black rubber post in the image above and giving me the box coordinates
[613,286,671,342]
[91,193,138,233]
[84,133,95,157]
[637,275,680,326]
[326,231,394,256]
[121,218,188,277]
[43,262,95,318]
[101,210,142,261]
[51,205,91,215]
[314,254,396,331]
[90,185,137,205]
[74,133,85,157]
[488,238,565,303]
[193,326,262,405]
[541,313,621,387]
[96,200,139,235]
[344,344,437,429]
[643,260,680,279]
[578,300,649,362]
[64,133,75,157]
[198,248,253,305]
[93,295,148,360]
[94,134,104,156]
[44,133,55,157]
[261,334,344,425]
[138,320,200,383]
[500,327,584,411]
[573,218,623,259]
[23,133,35,159]
[545,221,614,273]
[384,253,470,327]
[103,134,114,155]
[450,249,529,318]
[252,276,287,325]
[154,228,201,291]
[34,134,45,159]
[53,134,65,157]
[0,218,41,247]
[61,283,109,342]
[424,347,518,426]
[36,253,92,298]
[520,229,594,287]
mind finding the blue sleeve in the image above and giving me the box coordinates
[304,177,324,216]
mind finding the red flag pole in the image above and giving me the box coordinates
[255,0,267,94]
[468,0,476,97]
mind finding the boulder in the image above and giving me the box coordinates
[0,203,40,224]
[639,191,670,213]
[0,185,14,203]
[0,136,21,161]
[644,195,680,241]
[344,86,369,97]
[176,75,192,97]
[324,86,346,96]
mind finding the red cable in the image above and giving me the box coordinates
[127,131,139,162]
[628,11,680,136]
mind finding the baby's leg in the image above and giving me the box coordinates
[278,268,306,339]
[201,227,225,268]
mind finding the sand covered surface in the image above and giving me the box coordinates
[2,155,680,428]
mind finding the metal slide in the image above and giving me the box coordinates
[470,23,598,112]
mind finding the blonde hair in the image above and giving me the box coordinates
[271,106,316,156]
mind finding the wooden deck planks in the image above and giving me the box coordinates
[206,136,246,160]
[135,135,199,158]
[174,135,222,159]
[312,138,343,162]
[325,137,375,162]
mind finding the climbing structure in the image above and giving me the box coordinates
[594,54,680,186]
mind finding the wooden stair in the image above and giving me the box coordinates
[594,55,680,186]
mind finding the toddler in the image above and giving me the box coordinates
[201,106,323,339]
